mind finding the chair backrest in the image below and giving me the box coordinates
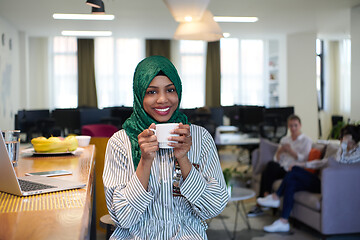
[81,124,118,138]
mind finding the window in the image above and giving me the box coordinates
[220,39,265,106]
[174,40,206,108]
[316,39,324,110]
[95,38,145,108]
[51,37,78,108]
[338,39,351,115]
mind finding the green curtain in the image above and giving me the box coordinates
[77,38,98,108]
[146,39,171,59]
[205,41,221,107]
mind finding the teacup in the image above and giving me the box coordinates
[150,123,179,149]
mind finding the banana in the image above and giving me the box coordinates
[31,136,78,153]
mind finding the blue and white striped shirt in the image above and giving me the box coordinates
[103,124,228,239]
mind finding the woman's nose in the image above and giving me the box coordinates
[157,92,168,103]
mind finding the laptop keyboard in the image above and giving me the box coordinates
[18,179,56,192]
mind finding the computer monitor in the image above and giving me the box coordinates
[15,109,52,141]
[109,107,133,128]
[222,105,242,127]
[222,105,265,133]
[15,109,51,132]
[51,108,81,135]
[263,106,295,124]
[79,107,112,126]
[179,108,198,123]
[210,107,224,127]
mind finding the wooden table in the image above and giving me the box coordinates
[0,145,95,240]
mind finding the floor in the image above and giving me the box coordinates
[96,146,360,240]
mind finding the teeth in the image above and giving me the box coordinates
[155,107,169,112]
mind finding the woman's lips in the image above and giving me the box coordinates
[154,107,170,116]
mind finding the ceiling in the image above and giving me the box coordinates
[1,0,360,39]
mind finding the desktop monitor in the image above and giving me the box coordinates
[15,109,51,132]
[222,105,242,127]
[51,108,81,135]
[109,107,133,128]
[79,107,112,126]
[263,106,295,124]
[15,109,52,141]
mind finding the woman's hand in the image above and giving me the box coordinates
[136,123,158,190]
[168,123,192,179]
[168,123,192,161]
[138,123,158,164]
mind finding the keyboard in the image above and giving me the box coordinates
[18,179,56,192]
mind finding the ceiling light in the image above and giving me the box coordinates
[213,16,259,23]
[223,32,231,38]
[163,0,210,22]
[92,0,105,14]
[184,16,193,22]
[53,13,114,20]
[61,31,112,37]
[174,10,223,42]
[86,0,102,8]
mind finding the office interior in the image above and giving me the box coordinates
[0,0,360,141]
[1,1,360,239]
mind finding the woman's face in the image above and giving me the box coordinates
[341,134,356,150]
[143,75,179,122]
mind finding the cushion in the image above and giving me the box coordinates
[306,148,322,174]
[323,143,340,159]
[294,191,322,212]
[253,138,279,174]
[311,142,327,158]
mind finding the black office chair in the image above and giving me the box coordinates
[259,115,287,143]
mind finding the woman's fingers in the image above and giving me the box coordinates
[170,123,191,143]
[138,124,158,161]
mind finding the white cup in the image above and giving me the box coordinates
[151,123,179,149]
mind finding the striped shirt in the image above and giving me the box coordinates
[103,124,229,239]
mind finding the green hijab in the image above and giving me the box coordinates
[122,55,189,169]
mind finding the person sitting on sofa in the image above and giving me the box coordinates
[248,114,312,217]
[257,124,360,232]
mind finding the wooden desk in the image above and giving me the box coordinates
[0,145,95,240]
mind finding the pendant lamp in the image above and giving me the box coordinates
[163,0,210,22]
[173,10,223,42]
[86,0,102,8]
[92,1,105,14]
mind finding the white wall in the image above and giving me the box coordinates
[351,5,360,121]
[286,32,319,141]
[0,17,20,130]
[28,37,50,109]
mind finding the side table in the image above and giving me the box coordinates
[222,186,256,240]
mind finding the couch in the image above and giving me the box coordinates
[251,138,360,237]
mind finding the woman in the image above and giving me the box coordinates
[257,124,360,232]
[103,56,228,239]
[248,115,312,217]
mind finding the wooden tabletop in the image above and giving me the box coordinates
[0,145,95,240]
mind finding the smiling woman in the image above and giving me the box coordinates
[102,56,228,239]
[143,73,179,122]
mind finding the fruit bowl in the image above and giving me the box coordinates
[31,136,78,153]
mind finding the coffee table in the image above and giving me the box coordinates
[221,186,256,240]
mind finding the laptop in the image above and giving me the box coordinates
[0,133,86,196]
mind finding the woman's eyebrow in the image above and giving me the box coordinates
[147,83,174,88]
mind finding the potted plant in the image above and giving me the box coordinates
[328,121,360,140]
[222,167,245,195]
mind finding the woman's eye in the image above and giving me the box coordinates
[167,88,176,93]
[146,90,156,95]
